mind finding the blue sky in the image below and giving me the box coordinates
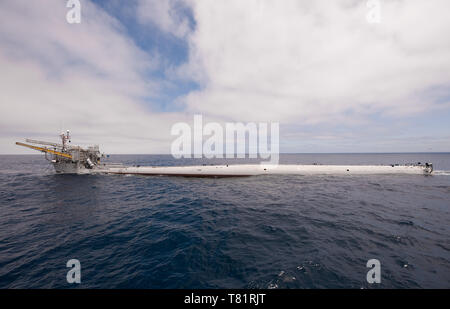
[0,0,449,154]
[92,0,199,112]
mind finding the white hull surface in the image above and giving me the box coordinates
[67,163,433,176]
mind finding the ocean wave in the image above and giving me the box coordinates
[433,170,450,176]
[1,154,449,288]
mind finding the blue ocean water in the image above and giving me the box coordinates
[0,153,449,289]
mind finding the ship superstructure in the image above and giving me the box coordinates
[16,131,434,176]
[16,131,106,174]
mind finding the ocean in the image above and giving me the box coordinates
[0,153,449,288]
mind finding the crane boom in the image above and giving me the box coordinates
[16,142,72,159]
[25,139,63,148]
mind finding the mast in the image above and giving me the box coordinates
[60,130,71,151]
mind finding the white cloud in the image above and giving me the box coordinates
[0,0,188,154]
[137,0,192,38]
[1,0,449,154]
[181,0,450,125]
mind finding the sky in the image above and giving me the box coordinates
[1,0,449,154]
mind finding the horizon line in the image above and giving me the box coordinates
[2,152,449,156]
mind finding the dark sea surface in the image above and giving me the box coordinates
[0,153,449,289]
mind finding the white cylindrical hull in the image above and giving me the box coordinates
[101,164,432,176]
